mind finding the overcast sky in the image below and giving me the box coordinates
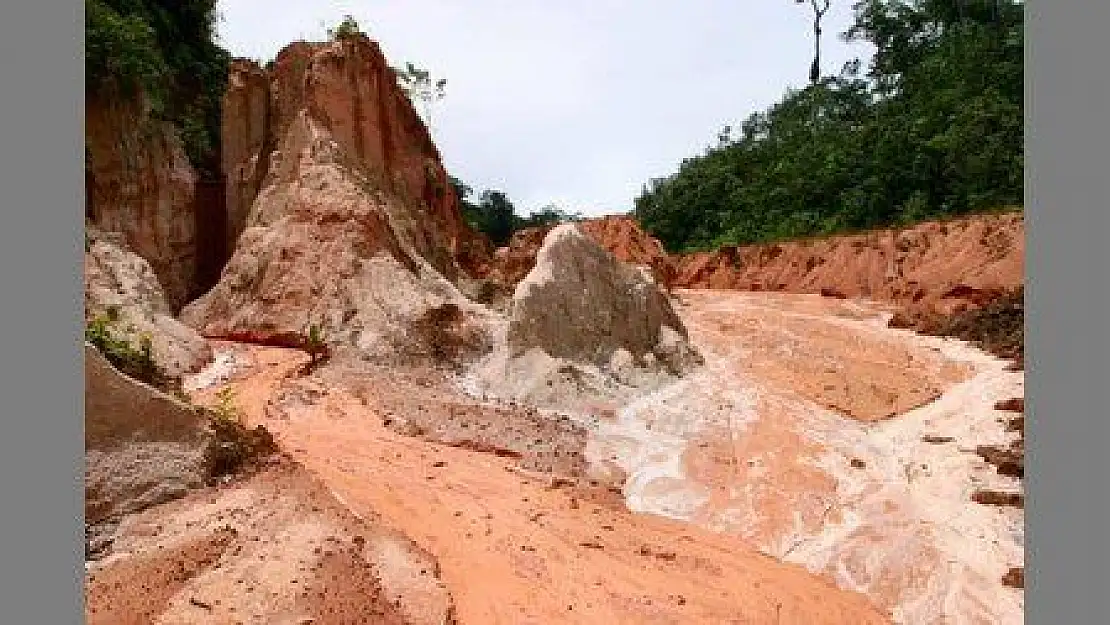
[217,1,874,216]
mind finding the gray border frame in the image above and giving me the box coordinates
[0,0,85,622]
[0,0,1106,622]
[1026,0,1110,623]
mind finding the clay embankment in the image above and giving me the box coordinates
[483,212,1022,329]
[669,212,1024,316]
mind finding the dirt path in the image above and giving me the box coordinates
[188,342,889,624]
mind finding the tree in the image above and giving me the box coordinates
[516,204,584,229]
[327,14,363,40]
[795,0,832,83]
[395,62,447,133]
[477,190,517,246]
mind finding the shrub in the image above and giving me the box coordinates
[199,385,278,481]
[298,324,330,375]
[328,15,364,40]
[85,309,169,389]
[210,386,243,424]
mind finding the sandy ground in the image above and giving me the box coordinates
[588,290,1024,625]
[150,288,1023,625]
[184,341,889,624]
[85,457,455,625]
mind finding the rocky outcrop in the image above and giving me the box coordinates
[670,212,1024,314]
[222,59,272,253]
[218,37,488,277]
[84,227,211,379]
[85,94,200,311]
[184,36,496,365]
[509,224,699,374]
[84,342,211,536]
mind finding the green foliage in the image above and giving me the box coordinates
[202,393,278,481]
[516,205,584,229]
[85,0,165,98]
[303,324,328,365]
[85,0,230,179]
[635,0,1024,252]
[394,62,448,131]
[328,14,364,40]
[451,176,582,245]
[210,387,242,424]
[85,308,167,389]
[474,190,517,246]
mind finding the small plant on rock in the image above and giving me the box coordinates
[211,386,243,425]
[201,387,277,483]
[299,323,331,375]
[85,308,167,389]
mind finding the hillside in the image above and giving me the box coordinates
[633,1,1023,253]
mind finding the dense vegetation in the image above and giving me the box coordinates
[85,0,230,178]
[450,177,583,246]
[634,0,1024,252]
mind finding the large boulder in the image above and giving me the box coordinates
[508,224,699,375]
[84,227,212,379]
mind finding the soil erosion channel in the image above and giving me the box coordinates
[188,289,1022,625]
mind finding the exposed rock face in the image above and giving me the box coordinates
[223,59,272,253]
[84,227,211,379]
[508,224,699,374]
[482,226,553,296]
[85,94,199,311]
[218,38,488,276]
[184,36,495,365]
[84,343,211,534]
[670,212,1024,315]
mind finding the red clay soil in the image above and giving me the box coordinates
[670,212,1023,315]
[577,216,677,286]
[483,215,676,288]
[482,213,1022,321]
[187,341,892,625]
[891,285,1024,368]
[85,456,455,625]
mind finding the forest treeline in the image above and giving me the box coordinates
[633,0,1024,252]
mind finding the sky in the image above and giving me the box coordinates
[216,1,874,217]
